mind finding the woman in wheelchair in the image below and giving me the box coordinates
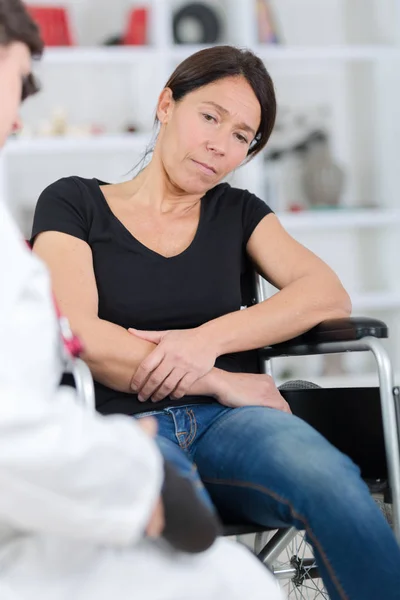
[32,46,400,599]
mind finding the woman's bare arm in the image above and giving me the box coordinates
[199,214,352,356]
[33,231,220,396]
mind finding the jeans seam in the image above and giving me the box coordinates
[189,409,198,448]
[202,476,349,600]
[180,409,197,450]
[168,409,186,450]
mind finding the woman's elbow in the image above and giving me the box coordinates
[328,283,352,319]
[69,316,101,364]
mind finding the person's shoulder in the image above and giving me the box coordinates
[32,177,107,242]
[40,175,99,199]
[38,177,110,218]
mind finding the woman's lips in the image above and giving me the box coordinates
[192,160,216,176]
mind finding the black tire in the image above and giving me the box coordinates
[278,379,322,391]
[172,3,222,44]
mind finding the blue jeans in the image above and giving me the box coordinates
[135,403,400,600]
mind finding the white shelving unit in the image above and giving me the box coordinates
[13,43,399,66]
[1,0,399,386]
[279,208,400,231]
[351,291,400,312]
[4,133,151,155]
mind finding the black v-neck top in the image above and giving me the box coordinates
[31,176,273,415]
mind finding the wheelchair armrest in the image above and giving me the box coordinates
[260,317,388,358]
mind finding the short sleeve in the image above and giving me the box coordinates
[242,192,274,245]
[31,177,91,244]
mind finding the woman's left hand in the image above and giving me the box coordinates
[128,328,218,402]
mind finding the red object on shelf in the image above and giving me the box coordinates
[289,203,305,213]
[27,6,74,46]
[123,7,148,45]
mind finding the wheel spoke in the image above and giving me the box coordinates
[297,533,307,559]
[271,531,329,599]
[301,579,329,597]
[287,582,311,599]
[285,582,301,599]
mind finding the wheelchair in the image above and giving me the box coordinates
[66,269,400,599]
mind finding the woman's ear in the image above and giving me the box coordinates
[156,87,174,125]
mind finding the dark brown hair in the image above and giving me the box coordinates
[161,45,277,159]
[0,0,43,55]
[0,0,44,99]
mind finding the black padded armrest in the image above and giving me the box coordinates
[261,317,388,359]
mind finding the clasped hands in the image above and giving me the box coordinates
[128,327,290,413]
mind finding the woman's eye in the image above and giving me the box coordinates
[202,113,217,123]
[235,133,248,144]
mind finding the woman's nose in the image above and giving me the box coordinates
[207,133,227,156]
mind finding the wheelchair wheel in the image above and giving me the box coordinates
[255,530,329,599]
[373,497,393,527]
[254,496,392,599]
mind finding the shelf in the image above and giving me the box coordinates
[4,133,153,155]
[253,45,400,63]
[351,291,400,312]
[37,45,400,66]
[278,208,400,230]
[267,290,400,314]
[41,46,158,65]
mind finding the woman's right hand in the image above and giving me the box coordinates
[215,371,291,413]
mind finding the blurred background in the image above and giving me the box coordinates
[2,0,400,386]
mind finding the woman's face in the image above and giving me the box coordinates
[0,42,31,148]
[156,76,261,195]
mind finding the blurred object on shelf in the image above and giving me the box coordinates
[12,109,144,140]
[264,143,309,213]
[264,149,285,212]
[302,130,345,208]
[256,0,280,44]
[283,140,310,213]
[26,5,74,46]
[124,123,138,134]
[103,7,148,46]
[172,2,222,44]
[263,105,336,212]
[89,124,106,136]
[14,108,106,138]
[123,7,148,45]
[9,125,33,140]
[322,354,347,377]
[49,107,68,136]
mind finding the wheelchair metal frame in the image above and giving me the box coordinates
[255,274,400,546]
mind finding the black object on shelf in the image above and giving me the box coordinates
[103,34,123,46]
[173,2,222,45]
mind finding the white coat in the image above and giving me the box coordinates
[0,197,283,600]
